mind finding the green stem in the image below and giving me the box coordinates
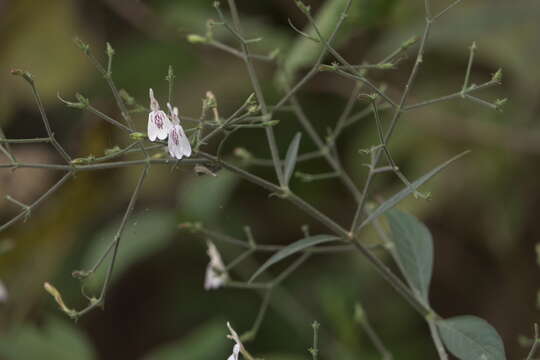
[226,0,285,186]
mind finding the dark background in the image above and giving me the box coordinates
[0,0,538,359]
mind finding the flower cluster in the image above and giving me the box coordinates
[147,88,192,159]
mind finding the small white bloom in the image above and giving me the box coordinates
[205,241,228,290]
[227,343,240,360]
[166,103,192,160]
[226,322,242,360]
[0,279,7,303]
[147,88,172,141]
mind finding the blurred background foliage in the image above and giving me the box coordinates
[0,0,539,359]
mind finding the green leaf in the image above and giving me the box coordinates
[0,316,96,360]
[387,209,433,304]
[249,234,340,282]
[437,316,506,360]
[359,150,469,230]
[81,210,178,290]
[143,319,229,360]
[283,132,302,185]
[180,171,240,224]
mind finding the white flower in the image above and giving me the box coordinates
[226,322,242,360]
[205,241,228,290]
[227,344,240,360]
[166,103,192,160]
[147,88,172,141]
[0,279,7,303]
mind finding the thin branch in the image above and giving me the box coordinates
[0,137,51,144]
[288,93,362,201]
[14,73,72,164]
[355,303,393,360]
[0,172,73,232]
[309,321,320,360]
[273,0,352,112]
[427,315,449,360]
[85,44,134,128]
[432,0,464,21]
[84,103,134,133]
[207,40,275,61]
[404,80,498,111]
[224,0,285,186]
[195,151,432,318]
[75,165,148,317]
[462,42,476,93]
[0,158,204,171]
[350,16,434,232]
[525,323,539,360]
[332,69,397,108]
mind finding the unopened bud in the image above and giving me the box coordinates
[354,303,365,323]
[73,37,90,54]
[494,98,507,111]
[129,132,147,140]
[268,48,280,60]
[106,42,115,57]
[44,282,77,318]
[319,64,337,72]
[376,63,395,70]
[262,120,280,127]
[491,68,503,84]
[10,69,34,83]
[234,147,252,160]
[295,0,311,14]
[402,36,418,49]
[119,89,135,106]
[187,34,208,44]
[178,222,203,232]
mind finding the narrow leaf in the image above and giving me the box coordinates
[359,150,469,229]
[387,209,433,304]
[284,132,302,185]
[437,315,506,360]
[250,234,340,282]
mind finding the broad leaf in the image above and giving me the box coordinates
[387,209,433,304]
[283,132,302,185]
[437,315,506,360]
[181,170,240,224]
[143,319,229,360]
[0,316,96,360]
[82,210,177,290]
[249,234,340,282]
[359,150,469,229]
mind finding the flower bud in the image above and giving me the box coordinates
[187,34,208,44]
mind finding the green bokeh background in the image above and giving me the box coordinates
[0,0,538,359]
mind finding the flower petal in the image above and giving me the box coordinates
[227,344,240,360]
[149,111,172,141]
[147,113,159,141]
[178,127,192,157]
[204,241,228,290]
[168,126,184,159]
